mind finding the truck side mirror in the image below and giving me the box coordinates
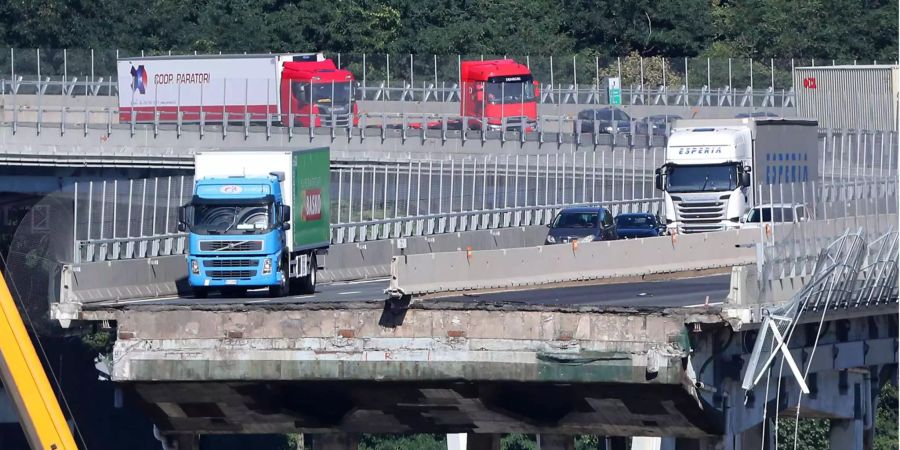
[177,222,186,232]
[177,205,190,232]
[283,223,291,231]
[533,80,540,98]
[740,171,751,188]
[654,168,665,191]
[281,205,291,223]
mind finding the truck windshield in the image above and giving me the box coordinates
[485,81,536,104]
[666,164,739,193]
[191,203,273,235]
[291,81,352,105]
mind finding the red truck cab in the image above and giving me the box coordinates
[460,59,539,131]
[280,57,359,127]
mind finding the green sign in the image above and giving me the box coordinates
[608,77,622,105]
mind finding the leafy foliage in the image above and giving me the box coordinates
[0,0,894,61]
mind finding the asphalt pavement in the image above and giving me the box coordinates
[88,274,730,309]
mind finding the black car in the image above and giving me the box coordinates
[644,114,681,136]
[574,107,635,134]
[615,213,666,239]
[545,206,618,244]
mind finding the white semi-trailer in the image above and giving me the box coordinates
[654,118,819,234]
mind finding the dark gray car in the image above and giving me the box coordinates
[545,206,618,244]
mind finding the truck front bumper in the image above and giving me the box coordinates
[187,254,284,289]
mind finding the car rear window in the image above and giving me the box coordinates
[616,215,653,227]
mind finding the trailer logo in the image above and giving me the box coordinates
[130,65,148,94]
[802,77,817,89]
[220,185,243,194]
[302,189,322,221]
[677,146,723,155]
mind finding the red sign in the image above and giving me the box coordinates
[802,77,817,89]
[302,189,322,221]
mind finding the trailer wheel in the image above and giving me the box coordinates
[192,287,208,299]
[296,253,317,294]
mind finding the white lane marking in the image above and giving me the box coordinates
[686,301,724,308]
[338,291,361,295]
[246,295,314,304]
[106,296,180,305]
[332,278,388,285]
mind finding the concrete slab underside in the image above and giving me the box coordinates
[131,380,721,436]
[107,303,730,436]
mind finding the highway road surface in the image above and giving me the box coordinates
[87,274,730,309]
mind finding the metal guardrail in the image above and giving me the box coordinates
[75,197,662,263]
[1,77,797,107]
[330,197,661,245]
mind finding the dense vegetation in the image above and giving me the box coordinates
[0,0,895,62]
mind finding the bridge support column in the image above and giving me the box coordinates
[170,434,199,450]
[311,433,358,450]
[829,418,863,450]
[631,436,677,450]
[537,434,575,450]
[597,437,629,450]
[464,433,501,450]
[735,420,774,450]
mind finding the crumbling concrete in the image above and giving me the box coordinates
[107,301,728,437]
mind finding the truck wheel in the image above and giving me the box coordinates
[269,263,288,297]
[192,287,208,299]
[297,254,317,294]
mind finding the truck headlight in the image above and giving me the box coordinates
[190,260,200,274]
[263,257,272,275]
[579,235,595,243]
[545,235,556,244]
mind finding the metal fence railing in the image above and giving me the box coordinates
[4,48,872,101]
[754,176,899,283]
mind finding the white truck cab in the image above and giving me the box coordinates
[655,118,818,234]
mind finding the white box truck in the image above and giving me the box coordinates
[654,118,819,234]
[117,53,358,127]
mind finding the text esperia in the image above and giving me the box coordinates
[153,73,212,85]
[677,147,723,155]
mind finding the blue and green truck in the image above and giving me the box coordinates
[177,148,330,298]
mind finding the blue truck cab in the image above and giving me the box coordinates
[179,174,292,298]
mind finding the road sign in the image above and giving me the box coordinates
[607,77,622,105]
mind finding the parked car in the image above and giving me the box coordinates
[734,111,781,119]
[740,203,809,229]
[615,213,666,239]
[644,114,682,136]
[545,206,618,244]
[574,107,635,134]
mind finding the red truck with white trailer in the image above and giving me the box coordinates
[117,53,358,127]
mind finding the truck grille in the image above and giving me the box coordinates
[206,270,256,279]
[203,259,259,268]
[199,240,263,252]
[321,113,351,127]
[673,197,726,233]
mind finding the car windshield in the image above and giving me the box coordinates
[666,164,739,193]
[551,212,599,228]
[581,109,629,121]
[616,215,655,228]
[746,207,795,223]
[485,81,536,104]
[292,81,352,105]
[191,202,273,235]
